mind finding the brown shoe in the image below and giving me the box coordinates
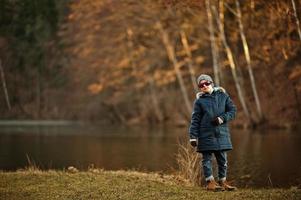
[219,180,237,191]
[206,180,223,191]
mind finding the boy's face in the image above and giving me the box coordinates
[199,80,213,93]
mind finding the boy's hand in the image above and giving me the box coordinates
[211,117,224,126]
[190,139,197,147]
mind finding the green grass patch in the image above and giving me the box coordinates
[0,169,300,200]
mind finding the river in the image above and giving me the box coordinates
[0,124,300,188]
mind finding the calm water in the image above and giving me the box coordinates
[0,124,301,188]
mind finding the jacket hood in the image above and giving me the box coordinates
[196,87,226,99]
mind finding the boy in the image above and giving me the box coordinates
[189,74,237,191]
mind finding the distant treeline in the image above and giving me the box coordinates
[0,0,301,128]
[0,0,68,119]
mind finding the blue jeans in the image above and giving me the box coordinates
[201,151,227,181]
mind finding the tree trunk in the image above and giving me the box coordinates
[36,62,43,119]
[292,82,301,119]
[212,7,251,121]
[148,76,164,122]
[0,59,11,110]
[126,27,138,73]
[217,0,225,86]
[291,0,301,41]
[219,0,225,35]
[206,0,221,86]
[156,22,192,115]
[236,0,263,121]
[180,30,198,93]
[102,101,126,124]
[126,27,144,119]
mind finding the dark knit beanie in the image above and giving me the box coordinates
[197,74,214,85]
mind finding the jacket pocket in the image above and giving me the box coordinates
[199,127,214,139]
[219,126,229,136]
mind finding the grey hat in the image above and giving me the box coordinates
[197,74,213,85]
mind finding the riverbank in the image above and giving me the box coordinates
[1,169,300,200]
[0,119,300,130]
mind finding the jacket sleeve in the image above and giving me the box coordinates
[219,95,236,123]
[189,99,202,139]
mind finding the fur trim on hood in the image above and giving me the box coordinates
[196,87,226,99]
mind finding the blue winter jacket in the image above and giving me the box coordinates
[189,87,237,152]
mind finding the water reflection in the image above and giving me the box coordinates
[230,129,301,187]
[0,125,300,187]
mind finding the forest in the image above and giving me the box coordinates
[1,0,301,128]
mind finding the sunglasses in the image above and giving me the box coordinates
[198,82,212,88]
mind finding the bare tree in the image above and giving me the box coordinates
[212,6,251,121]
[291,0,301,41]
[0,59,11,110]
[146,64,164,122]
[205,0,221,86]
[219,0,226,85]
[156,22,192,114]
[235,0,263,121]
[219,0,225,30]
[180,30,198,93]
[126,27,137,72]
[148,79,164,122]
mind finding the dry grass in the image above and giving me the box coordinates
[175,138,202,186]
[1,169,300,200]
